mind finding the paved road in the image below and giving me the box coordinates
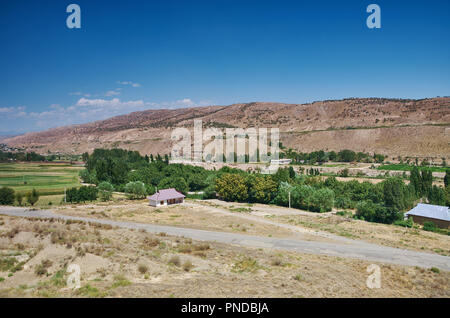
[1,207,450,271]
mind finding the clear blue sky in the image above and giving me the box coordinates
[1,0,449,134]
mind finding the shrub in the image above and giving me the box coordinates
[423,221,437,232]
[430,267,440,274]
[75,284,103,297]
[51,269,67,287]
[168,255,181,267]
[356,200,402,224]
[66,186,97,203]
[15,192,23,206]
[178,245,192,254]
[0,257,18,272]
[34,259,53,276]
[394,218,414,228]
[26,188,39,206]
[231,257,261,273]
[270,258,283,266]
[182,261,194,272]
[338,168,349,177]
[336,210,353,218]
[202,184,216,199]
[0,187,15,205]
[193,243,210,251]
[111,275,131,288]
[138,264,148,274]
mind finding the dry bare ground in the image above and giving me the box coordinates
[53,199,450,257]
[54,201,331,242]
[0,215,449,298]
[194,199,450,257]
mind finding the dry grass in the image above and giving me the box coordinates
[275,213,450,256]
[0,214,448,298]
[54,201,306,240]
[198,199,450,257]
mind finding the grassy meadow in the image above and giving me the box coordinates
[0,162,83,206]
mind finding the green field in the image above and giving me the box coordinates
[0,162,83,196]
[377,164,447,173]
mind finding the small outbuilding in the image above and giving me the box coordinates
[147,188,185,207]
[405,203,450,229]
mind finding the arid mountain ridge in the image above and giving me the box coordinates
[4,97,450,160]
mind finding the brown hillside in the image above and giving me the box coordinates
[4,97,450,160]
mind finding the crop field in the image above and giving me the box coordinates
[0,162,83,196]
[377,164,447,173]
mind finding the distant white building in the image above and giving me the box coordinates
[147,188,185,207]
[270,159,292,165]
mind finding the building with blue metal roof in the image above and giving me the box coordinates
[405,203,450,229]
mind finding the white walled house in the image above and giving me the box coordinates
[148,188,185,207]
[270,159,292,165]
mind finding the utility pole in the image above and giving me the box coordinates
[288,191,291,209]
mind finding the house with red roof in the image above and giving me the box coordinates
[147,188,185,207]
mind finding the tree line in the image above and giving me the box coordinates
[74,148,450,225]
[279,149,386,164]
[0,150,46,162]
[0,187,39,206]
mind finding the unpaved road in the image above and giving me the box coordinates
[184,201,352,243]
[1,206,450,271]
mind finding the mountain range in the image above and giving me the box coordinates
[3,97,450,160]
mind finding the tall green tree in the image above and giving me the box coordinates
[215,173,248,202]
[158,176,189,194]
[420,169,433,197]
[308,188,334,212]
[428,186,445,206]
[444,169,449,188]
[382,177,413,212]
[124,181,147,199]
[410,166,421,197]
[98,181,114,201]
[247,175,278,204]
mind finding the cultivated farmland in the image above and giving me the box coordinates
[0,162,83,201]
